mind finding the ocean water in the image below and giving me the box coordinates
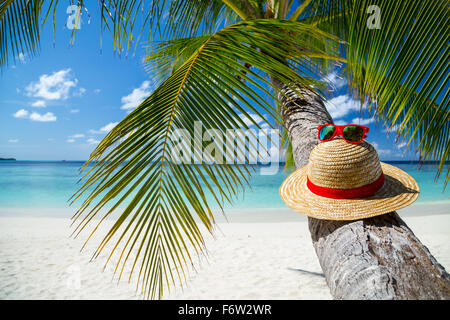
[0,161,449,210]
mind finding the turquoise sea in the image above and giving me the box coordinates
[0,161,449,211]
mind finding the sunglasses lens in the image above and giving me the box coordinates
[343,125,364,142]
[319,125,336,141]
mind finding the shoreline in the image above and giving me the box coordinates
[0,202,449,222]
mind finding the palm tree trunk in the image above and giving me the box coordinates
[273,78,450,299]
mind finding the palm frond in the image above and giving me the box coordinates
[0,0,52,66]
[98,0,241,55]
[0,0,152,64]
[0,0,232,64]
[289,0,313,21]
[71,19,342,299]
[293,0,352,32]
[96,0,159,55]
[161,0,238,40]
[342,0,449,185]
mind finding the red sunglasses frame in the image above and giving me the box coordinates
[317,124,369,143]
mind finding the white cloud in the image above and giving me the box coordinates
[70,109,80,113]
[31,100,46,108]
[66,139,76,143]
[25,69,78,100]
[239,113,264,127]
[29,111,57,122]
[325,95,364,119]
[94,89,101,94]
[87,138,100,145]
[90,122,118,134]
[13,109,29,118]
[397,142,408,149]
[377,149,392,156]
[74,87,86,97]
[8,139,19,143]
[334,119,347,125]
[13,109,56,122]
[120,81,152,110]
[351,117,375,125]
[69,134,85,139]
[18,52,26,63]
[100,122,118,132]
[372,142,392,156]
[323,71,346,91]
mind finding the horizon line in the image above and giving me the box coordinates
[1,159,449,164]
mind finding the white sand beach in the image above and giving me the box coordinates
[0,205,449,300]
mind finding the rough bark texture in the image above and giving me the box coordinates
[274,79,450,300]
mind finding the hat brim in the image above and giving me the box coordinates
[280,162,420,220]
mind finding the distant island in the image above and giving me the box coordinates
[0,157,16,160]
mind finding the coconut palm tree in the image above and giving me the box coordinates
[1,0,449,299]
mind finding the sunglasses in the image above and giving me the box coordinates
[318,124,369,143]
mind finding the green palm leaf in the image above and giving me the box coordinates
[342,0,449,185]
[0,0,46,65]
[292,0,449,185]
[71,19,341,299]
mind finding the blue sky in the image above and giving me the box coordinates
[0,3,418,161]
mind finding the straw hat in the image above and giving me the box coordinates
[280,139,419,220]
